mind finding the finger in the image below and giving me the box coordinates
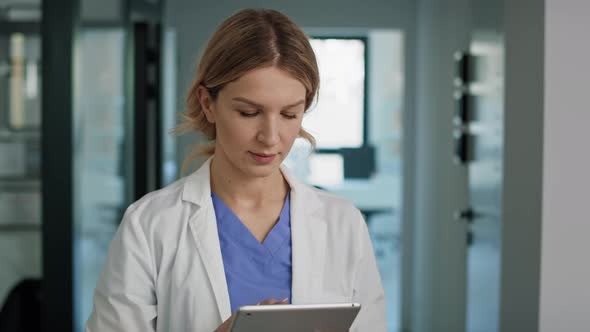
[258,298,279,305]
[214,315,234,332]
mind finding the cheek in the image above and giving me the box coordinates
[282,120,303,142]
[216,118,252,147]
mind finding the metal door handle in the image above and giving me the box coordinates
[454,207,476,223]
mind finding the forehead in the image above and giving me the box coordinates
[220,66,306,106]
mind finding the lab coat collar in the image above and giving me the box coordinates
[180,157,323,216]
[182,157,231,322]
[181,156,327,320]
[181,157,214,207]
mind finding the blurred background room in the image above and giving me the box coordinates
[0,0,588,331]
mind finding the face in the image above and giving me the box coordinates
[199,66,306,179]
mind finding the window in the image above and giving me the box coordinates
[305,37,367,149]
[292,37,371,186]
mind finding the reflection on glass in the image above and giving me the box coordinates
[0,141,26,177]
[8,33,41,129]
[0,27,42,315]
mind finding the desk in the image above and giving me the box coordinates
[319,175,401,221]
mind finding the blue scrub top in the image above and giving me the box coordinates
[211,191,292,313]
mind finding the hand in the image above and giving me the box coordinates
[213,298,289,332]
[256,298,289,306]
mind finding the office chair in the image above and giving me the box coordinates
[0,278,42,332]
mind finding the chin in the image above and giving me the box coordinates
[238,158,282,178]
[242,164,279,178]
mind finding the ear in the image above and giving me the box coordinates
[196,85,216,124]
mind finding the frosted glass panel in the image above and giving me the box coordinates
[0,28,42,312]
[73,28,127,331]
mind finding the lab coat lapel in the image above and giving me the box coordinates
[182,158,232,321]
[181,160,327,315]
[281,165,327,304]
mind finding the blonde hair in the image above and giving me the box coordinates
[175,8,319,174]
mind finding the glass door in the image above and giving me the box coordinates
[72,1,167,330]
[463,31,504,332]
[72,26,129,331]
[0,12,42,325]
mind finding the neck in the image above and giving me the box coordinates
[209,154,288,208]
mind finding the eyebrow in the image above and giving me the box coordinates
[232,97,305,110]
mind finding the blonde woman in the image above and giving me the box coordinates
[86,8,385,332]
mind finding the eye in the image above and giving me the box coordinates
[238,111,259,117]
[282,113,298,119]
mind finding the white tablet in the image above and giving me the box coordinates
[228,303,361,332]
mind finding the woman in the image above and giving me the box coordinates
[86,8,385,332]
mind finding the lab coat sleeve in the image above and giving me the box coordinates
[86,204,158,332]
[350,211,387,332]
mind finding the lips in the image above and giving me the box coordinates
[249,151,277,164]
[251,152,275,157]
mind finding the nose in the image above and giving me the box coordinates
[256,117,280,146]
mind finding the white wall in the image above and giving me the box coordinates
[500,0,545,331]
[539,1,590,331]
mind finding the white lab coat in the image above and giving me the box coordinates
[86,158,386,332]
